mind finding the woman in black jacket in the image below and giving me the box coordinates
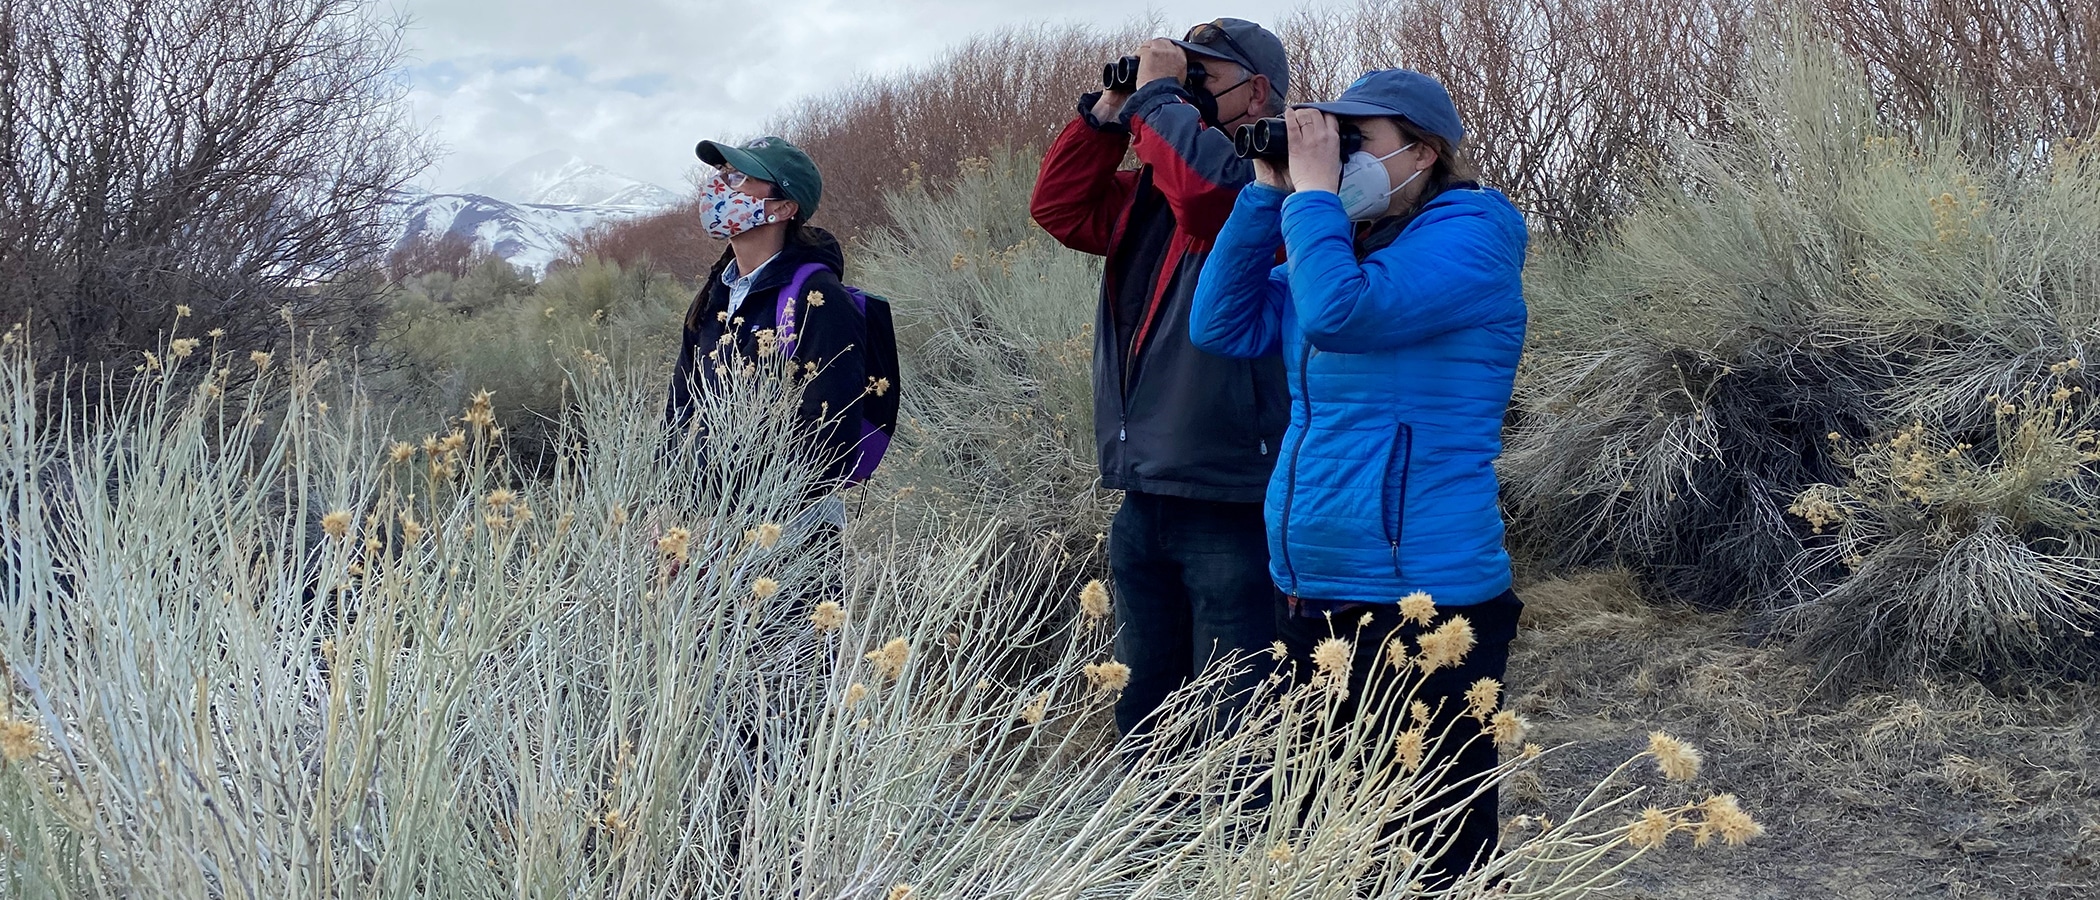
[667,135,867,528]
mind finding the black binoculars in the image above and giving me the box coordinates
[1103,55,1206,93]
[1233,117,1366,162]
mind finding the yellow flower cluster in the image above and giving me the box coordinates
[1415,616,1474,673]
[1395,727,1427,774]
[1311,637,1352,685]
[1463,677,1502,721]
[1648,731,1703,782]
[1083,660,1131,692]
[866,637,909,681]
[321,509,352,540]
[463,390,497,433]
[1625,793,1763,851]
[1078,580,1111,621]
[656,528,691,563]
[810,600,845,633]
[1927,175,1990,247]
[1489,710,1529,748]
[1399,590,1436,625]
[1,717,42,763]
[1019,691,1049,725]
[1786,485,1847,534]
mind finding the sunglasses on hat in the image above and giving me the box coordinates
[1184,19,1257,70]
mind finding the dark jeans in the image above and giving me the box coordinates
[1107,491,1278,738]
[1275,589,1523,887]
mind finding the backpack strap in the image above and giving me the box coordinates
[773,262,831,356]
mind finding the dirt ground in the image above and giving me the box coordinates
[1503,571,2100,900]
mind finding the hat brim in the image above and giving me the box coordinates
[1292,100,1405,118]
[1169,38,1250,70]
[694,140,778,183]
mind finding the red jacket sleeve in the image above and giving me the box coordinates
[1031,106,1137,258]
[1123,80,1253,243]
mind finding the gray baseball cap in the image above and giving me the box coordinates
[1171,18,1289,99]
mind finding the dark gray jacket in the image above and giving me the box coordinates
[1030,79,1288,503]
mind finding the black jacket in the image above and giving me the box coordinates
[665,227,866,486]
[1030,80,1289,504]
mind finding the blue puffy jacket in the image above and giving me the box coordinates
[1190,183,1527,606]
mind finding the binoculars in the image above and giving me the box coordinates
[1103,55,1206,93]
[1233,117,1366,162]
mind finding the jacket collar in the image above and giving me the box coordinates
[1355,180,1481,257]
[707,226,848,301]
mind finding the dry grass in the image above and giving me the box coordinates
[0,327,1770,896]
[1507,569,2100,898]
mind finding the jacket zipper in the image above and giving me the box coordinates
[1114,170,1149,402]
[1252,364,1268,455]
[1278,344,1314,593]
[1388,422,1412,576]
[1104,172,1137,420]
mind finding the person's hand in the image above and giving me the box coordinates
[1286,109,1344,195]
[1253,157,1292,192]
[1133,38,1188,89]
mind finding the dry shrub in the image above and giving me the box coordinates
[1505,23,2100,681]
[1813,0,2100,151]
[854,151,1111,557]
[0,332,1763,896]
[387,229,482,282]
[0,0,425,392]
[559,201,723,284]
[1779,384,2100,679]
[378,255,690,462]
[1280,0,1749,237]
[772,23,1152,241]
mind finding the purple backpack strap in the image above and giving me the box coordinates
[772,262,831,357]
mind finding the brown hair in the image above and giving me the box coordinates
[1393,117,1479,211]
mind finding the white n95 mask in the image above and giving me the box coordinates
[1335,142,1422,222]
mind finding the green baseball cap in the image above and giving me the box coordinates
[695,135,823,220]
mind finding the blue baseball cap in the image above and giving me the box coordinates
[1295,69,1465,148]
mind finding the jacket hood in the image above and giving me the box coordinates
[781,225,847,279]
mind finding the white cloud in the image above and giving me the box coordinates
[398,0,1293,193]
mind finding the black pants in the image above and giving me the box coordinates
[1107,491,1278,738]
[1275,589,1522,886]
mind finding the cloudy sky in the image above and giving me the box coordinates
[400,1,1293,194]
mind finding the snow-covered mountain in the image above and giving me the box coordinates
[388,154,682,277]
[461,151,682,209]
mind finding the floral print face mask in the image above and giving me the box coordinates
[700,175,775,240]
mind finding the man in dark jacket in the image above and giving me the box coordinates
[669,136,866,522]
[1030,19,1292,738]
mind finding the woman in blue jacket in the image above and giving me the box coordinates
[1190,69,1526,884]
